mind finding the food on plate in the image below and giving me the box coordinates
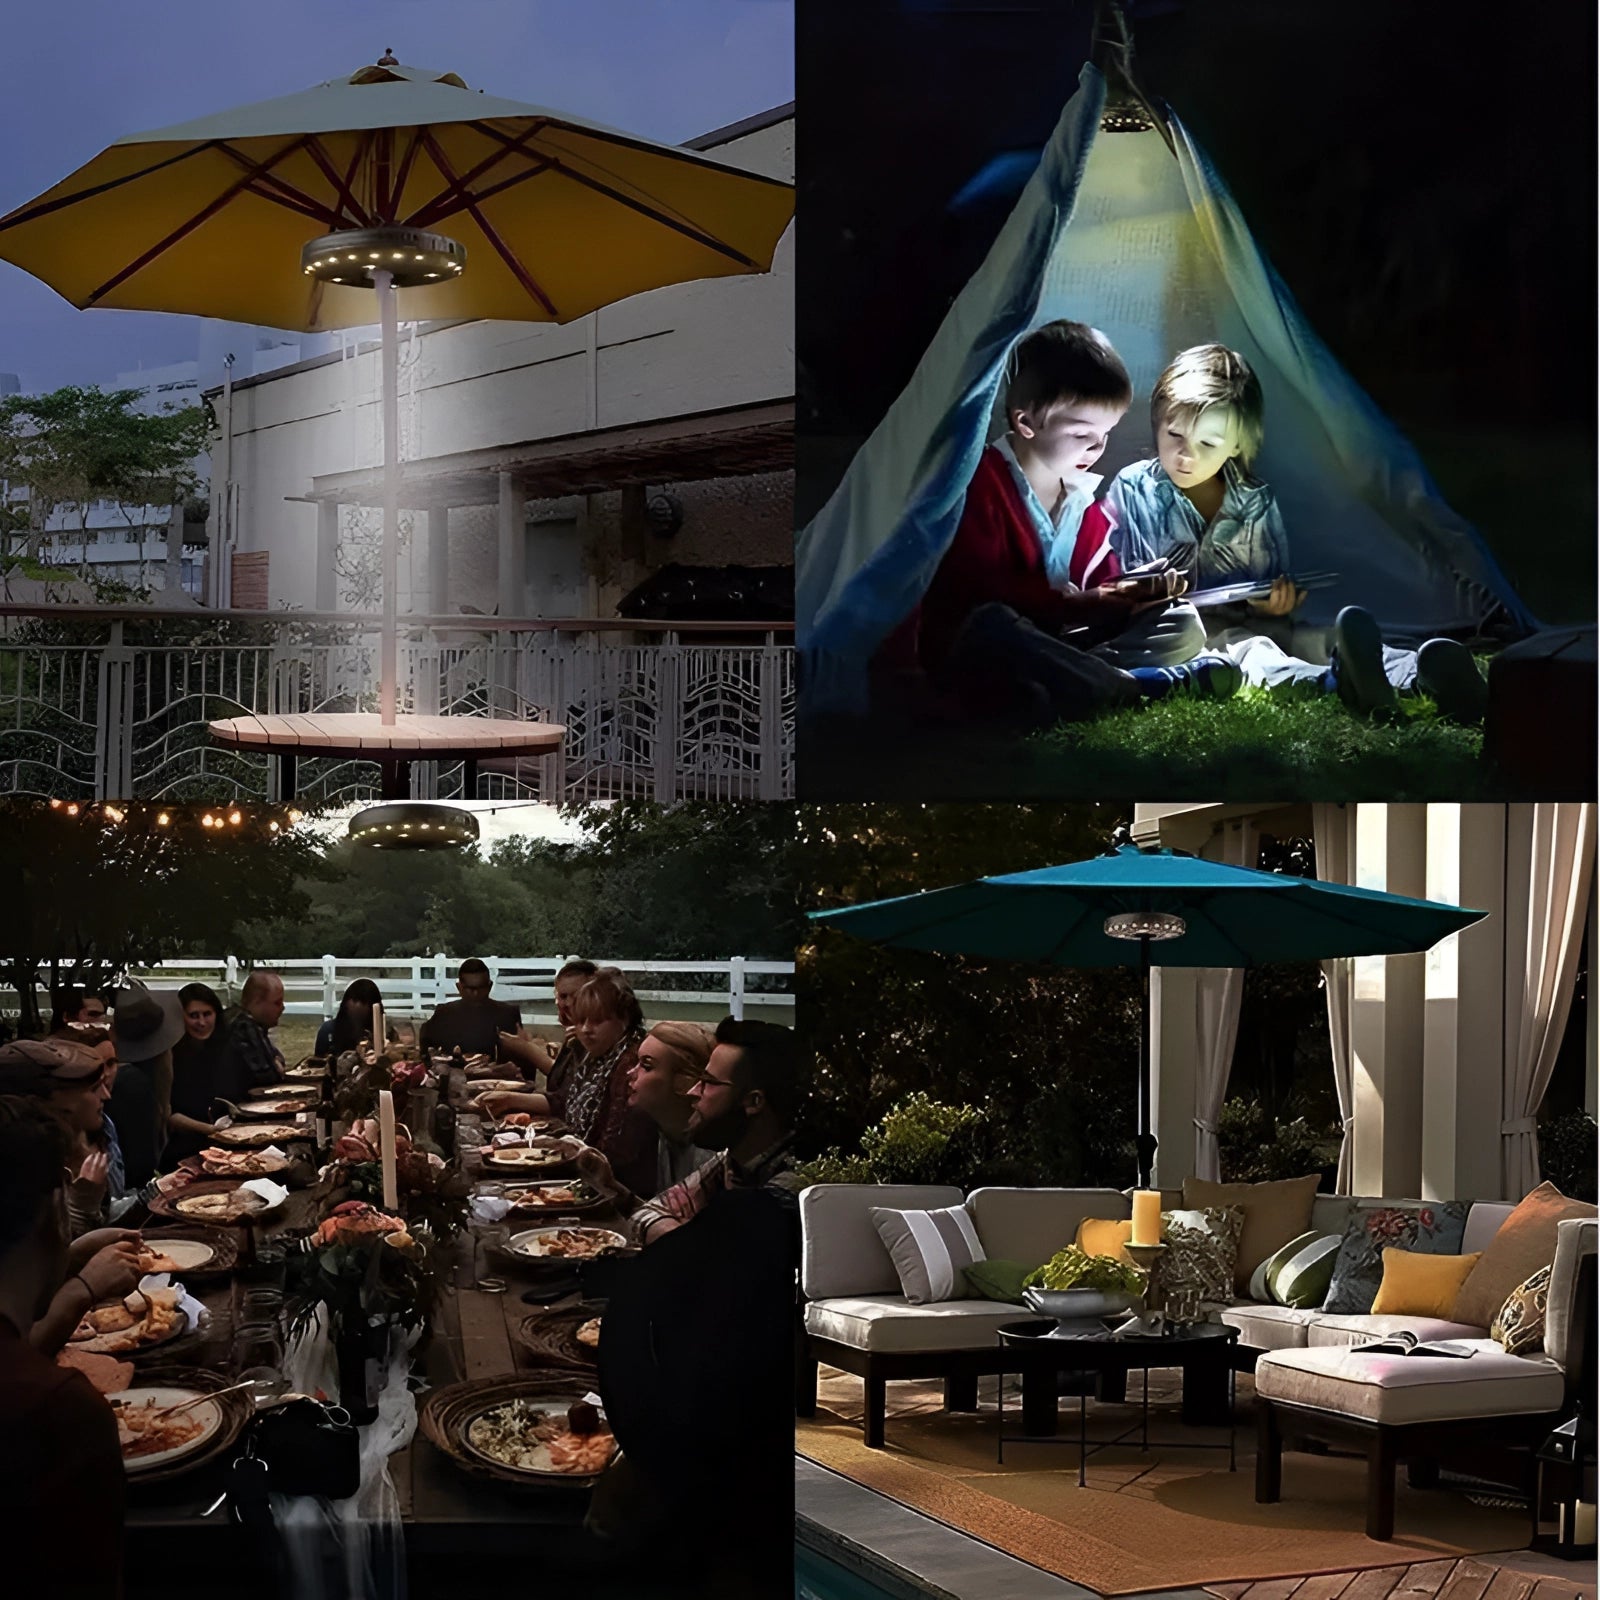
[241,1097,314,1115]
[465,1397,617,1476]
[174,1187,270,1222]
[69,1288,184,1354]
[111,1394,207,1460]
[199,1148,290,1178]
[482,1143,566,1169]
[575,1317,602,1350]
[311,1200,412,1248]
[136,1247,183,1275]
[56,1348,135,1394]
[513,1228,624,1261]
[212,1122,304,1146]
[504,1181,595,1211]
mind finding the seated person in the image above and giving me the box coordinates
[577,1016,799,1246]
[0,1096,128,1596]
[108,980,186,1187]
[629,1021,719,1192]
[495,959,596,1084]
[911,319,1240,726]
[1105,343,1489,723]
[165,983,230,1165]
[316,978,384,1057]
[65,1026,155,1199]
[419,958,521,1061]
[220,970,287,1108]
[49,988,108,1032]
[0,1039,123,1236]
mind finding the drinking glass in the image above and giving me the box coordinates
[233,1318,289,1406]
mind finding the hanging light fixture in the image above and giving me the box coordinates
[300,226,466,289]
[348,801,479,851]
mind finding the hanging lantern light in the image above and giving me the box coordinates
[348,801,479,851]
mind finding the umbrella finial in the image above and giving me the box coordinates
[377,47,399,66]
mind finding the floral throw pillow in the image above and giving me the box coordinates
[1321,1202,1469,1314]
[1158,1206,1245,1307]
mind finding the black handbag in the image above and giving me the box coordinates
[240,1397,362,1501]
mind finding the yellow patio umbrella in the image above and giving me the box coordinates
[0,51,794,725]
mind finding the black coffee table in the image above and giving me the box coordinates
[996,1318,1238,1486]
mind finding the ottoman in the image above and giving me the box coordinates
[1254,1340,1567,1539]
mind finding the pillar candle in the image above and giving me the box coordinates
[378,1089,398,1211]
[371,1001,386,1054]
[1131,1189,1162,1248]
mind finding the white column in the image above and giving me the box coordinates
[497,472,524,619]
[1149,966,1199,1192]
[1350,804,1428,1198]
[315,501,339,612]
[1420,805,1507,1201]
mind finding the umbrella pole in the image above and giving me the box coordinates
[375,268,399,728]
[1135,934,1158,1190]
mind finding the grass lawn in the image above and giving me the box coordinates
[802,684,1500,801]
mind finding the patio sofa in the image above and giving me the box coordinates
[797,1183,1596,1479]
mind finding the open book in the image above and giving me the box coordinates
[1351,1330,1476,1358]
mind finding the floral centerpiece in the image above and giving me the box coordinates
[326,1116,470,1240]
[284,1201,436,1344]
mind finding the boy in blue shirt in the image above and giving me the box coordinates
[1103,344,1489,722]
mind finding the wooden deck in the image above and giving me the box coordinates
[1207,1556,1597,1600]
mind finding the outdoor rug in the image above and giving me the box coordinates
[798,1369,1530,1595]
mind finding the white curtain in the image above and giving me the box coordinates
[1502,803,1596,1199]
[1192,820,1259,1180]
[1312,803,1358,1193]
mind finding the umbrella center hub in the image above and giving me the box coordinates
[1104,911,1187,942]
[302,226,466,289]
[349,802,479,850]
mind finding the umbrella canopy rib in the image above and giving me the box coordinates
[417,129,557,316]
[213,143,347,227]
[324,130,377,226]
[405,120,551,227]
[388,128,427,221]
[1041,894,1123,966]
[375,127,394,220]
[542,154,761,270]
[86,135,311,305]
[0,143,218,233]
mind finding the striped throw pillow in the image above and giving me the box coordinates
[1256,1230,1342,1308]
[870,1205,987,1304]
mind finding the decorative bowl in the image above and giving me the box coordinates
[1022,1287,1141,1338]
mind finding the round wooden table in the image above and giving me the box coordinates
[207,712,565,799]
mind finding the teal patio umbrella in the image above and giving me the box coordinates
[810,844,1486,1186]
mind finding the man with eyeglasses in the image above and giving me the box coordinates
[0,1094,129,1594]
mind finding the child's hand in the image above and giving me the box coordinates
[1249,575,1305,616]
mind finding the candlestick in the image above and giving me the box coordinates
[371,1001,386,1054]
[1131,1189,1162,1248]
[378,1089,398,1211]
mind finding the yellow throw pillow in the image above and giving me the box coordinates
[1371,1248,1482,1317]
[1075,1217,1134,1264]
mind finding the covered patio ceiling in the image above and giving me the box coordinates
[296,398,793,509]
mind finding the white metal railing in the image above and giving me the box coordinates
[117,954,795,1027]
[0,613,794,803]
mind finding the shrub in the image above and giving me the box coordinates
[1218,1095,1338,1185]
[1539,1109,1598,1203]
[798,1092,984,1188]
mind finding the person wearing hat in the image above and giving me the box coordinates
[109,980,186,1188]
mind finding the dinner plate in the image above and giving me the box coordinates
[212,1121,309,1146]
[499,1181,607,1218]
[71,1299,192,1357]
[507,1226,628,1261]
[173,1187,277,1223]
[460,1397,618,1480]
[199,1151,291,1178]
[110,1386,224,1473]
[138,1238,215,1272]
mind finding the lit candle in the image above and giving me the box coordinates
[1131,1190,1162,1248]
[378,1089,398,1211]
[371,1001,386,1054]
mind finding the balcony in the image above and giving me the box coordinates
[0,606,794,803]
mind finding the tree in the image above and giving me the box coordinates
[0,386,210,591]
[0,801,332,1033]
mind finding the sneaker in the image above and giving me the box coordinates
[1416,637,1488,725]
[1130,652,1243,701]
[1329,606,1397,716]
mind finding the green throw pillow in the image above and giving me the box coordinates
[1258,1230,1341,1309]
[964,1258,1035,1304]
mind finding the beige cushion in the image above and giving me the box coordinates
[1545,1216,1598,1372]
[967,1187,1129,1266]
[1452,1182,1597,1328]
[1219,1304,1319,1351]
[801,1184,964,1301]
[1310,1194,1358,1238]
[1184,1174,1323,1295]
[1462,1202,1517,1254]
[804,1295,1025,1354]
[1306,1313,1488,1349]
[1256,1340,1565,1425]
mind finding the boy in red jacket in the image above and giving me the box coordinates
[917,321,1240,723]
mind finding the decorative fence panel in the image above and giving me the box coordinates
[0,617,794,803]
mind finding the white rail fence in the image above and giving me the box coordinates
[0,616,794,804]
[120,954,796,1028]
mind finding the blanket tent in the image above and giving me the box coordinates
[797,61,1538,714]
